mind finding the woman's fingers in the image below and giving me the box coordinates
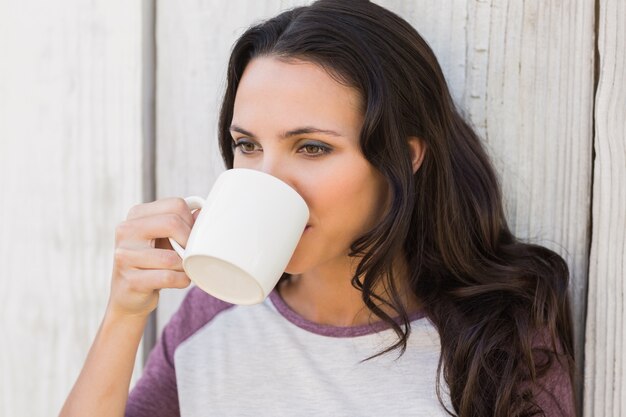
[154,209,201,250]
[115,212,192,249]
[119,269,192,291]
[108,268,192,317]
[114,247,184,271]
[107,197,199,318]
[126,197,195,229]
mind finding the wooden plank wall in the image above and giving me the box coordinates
[0,0,622,415]
[0,1,148,415]
[584,0,626,415]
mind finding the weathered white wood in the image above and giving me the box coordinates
[466,0,595,387]
[155,0,595,406]
[584,0,626,415]
[0,1,146,415]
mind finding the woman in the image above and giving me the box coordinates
[60,1,576,416]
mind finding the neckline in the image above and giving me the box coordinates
[267,289,426,338]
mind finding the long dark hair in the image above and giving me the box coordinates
[217,1,576,416]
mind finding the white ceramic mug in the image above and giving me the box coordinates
[168,168,309,305]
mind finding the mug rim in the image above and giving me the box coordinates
[183,253,267,305]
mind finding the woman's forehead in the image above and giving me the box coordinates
[232,56,363,136]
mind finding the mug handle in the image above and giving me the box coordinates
[168,196,205,258]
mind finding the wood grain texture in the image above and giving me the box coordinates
[461,0,595,389]
[584,0,626,415]
[0,1,146,415]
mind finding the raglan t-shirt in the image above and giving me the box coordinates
[125,287,574,417]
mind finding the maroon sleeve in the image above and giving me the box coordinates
[528,331,576,417]
[125,288,234,417]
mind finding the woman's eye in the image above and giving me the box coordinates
[300,143,331,157]
[233,140,258,154]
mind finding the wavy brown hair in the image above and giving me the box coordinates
[217,1,576,416]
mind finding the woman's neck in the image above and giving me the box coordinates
[277,255,421,327]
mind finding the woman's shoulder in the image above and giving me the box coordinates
[160,287,236,359]
[170,286,235,328]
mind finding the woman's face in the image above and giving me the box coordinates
[231,56,389,274]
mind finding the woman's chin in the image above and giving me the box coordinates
[283,265,304,275]
[283,257,310,275]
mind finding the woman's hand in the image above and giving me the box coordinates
[60,197,201,417]
[107,197,199,319]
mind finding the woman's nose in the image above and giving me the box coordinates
[257,154,297,190]
[256,150,279,174]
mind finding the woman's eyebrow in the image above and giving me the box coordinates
[229,125,256,137]
[283,126,344,138]
[229,124,344,139]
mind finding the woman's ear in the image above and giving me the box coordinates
[407,136,427,174]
